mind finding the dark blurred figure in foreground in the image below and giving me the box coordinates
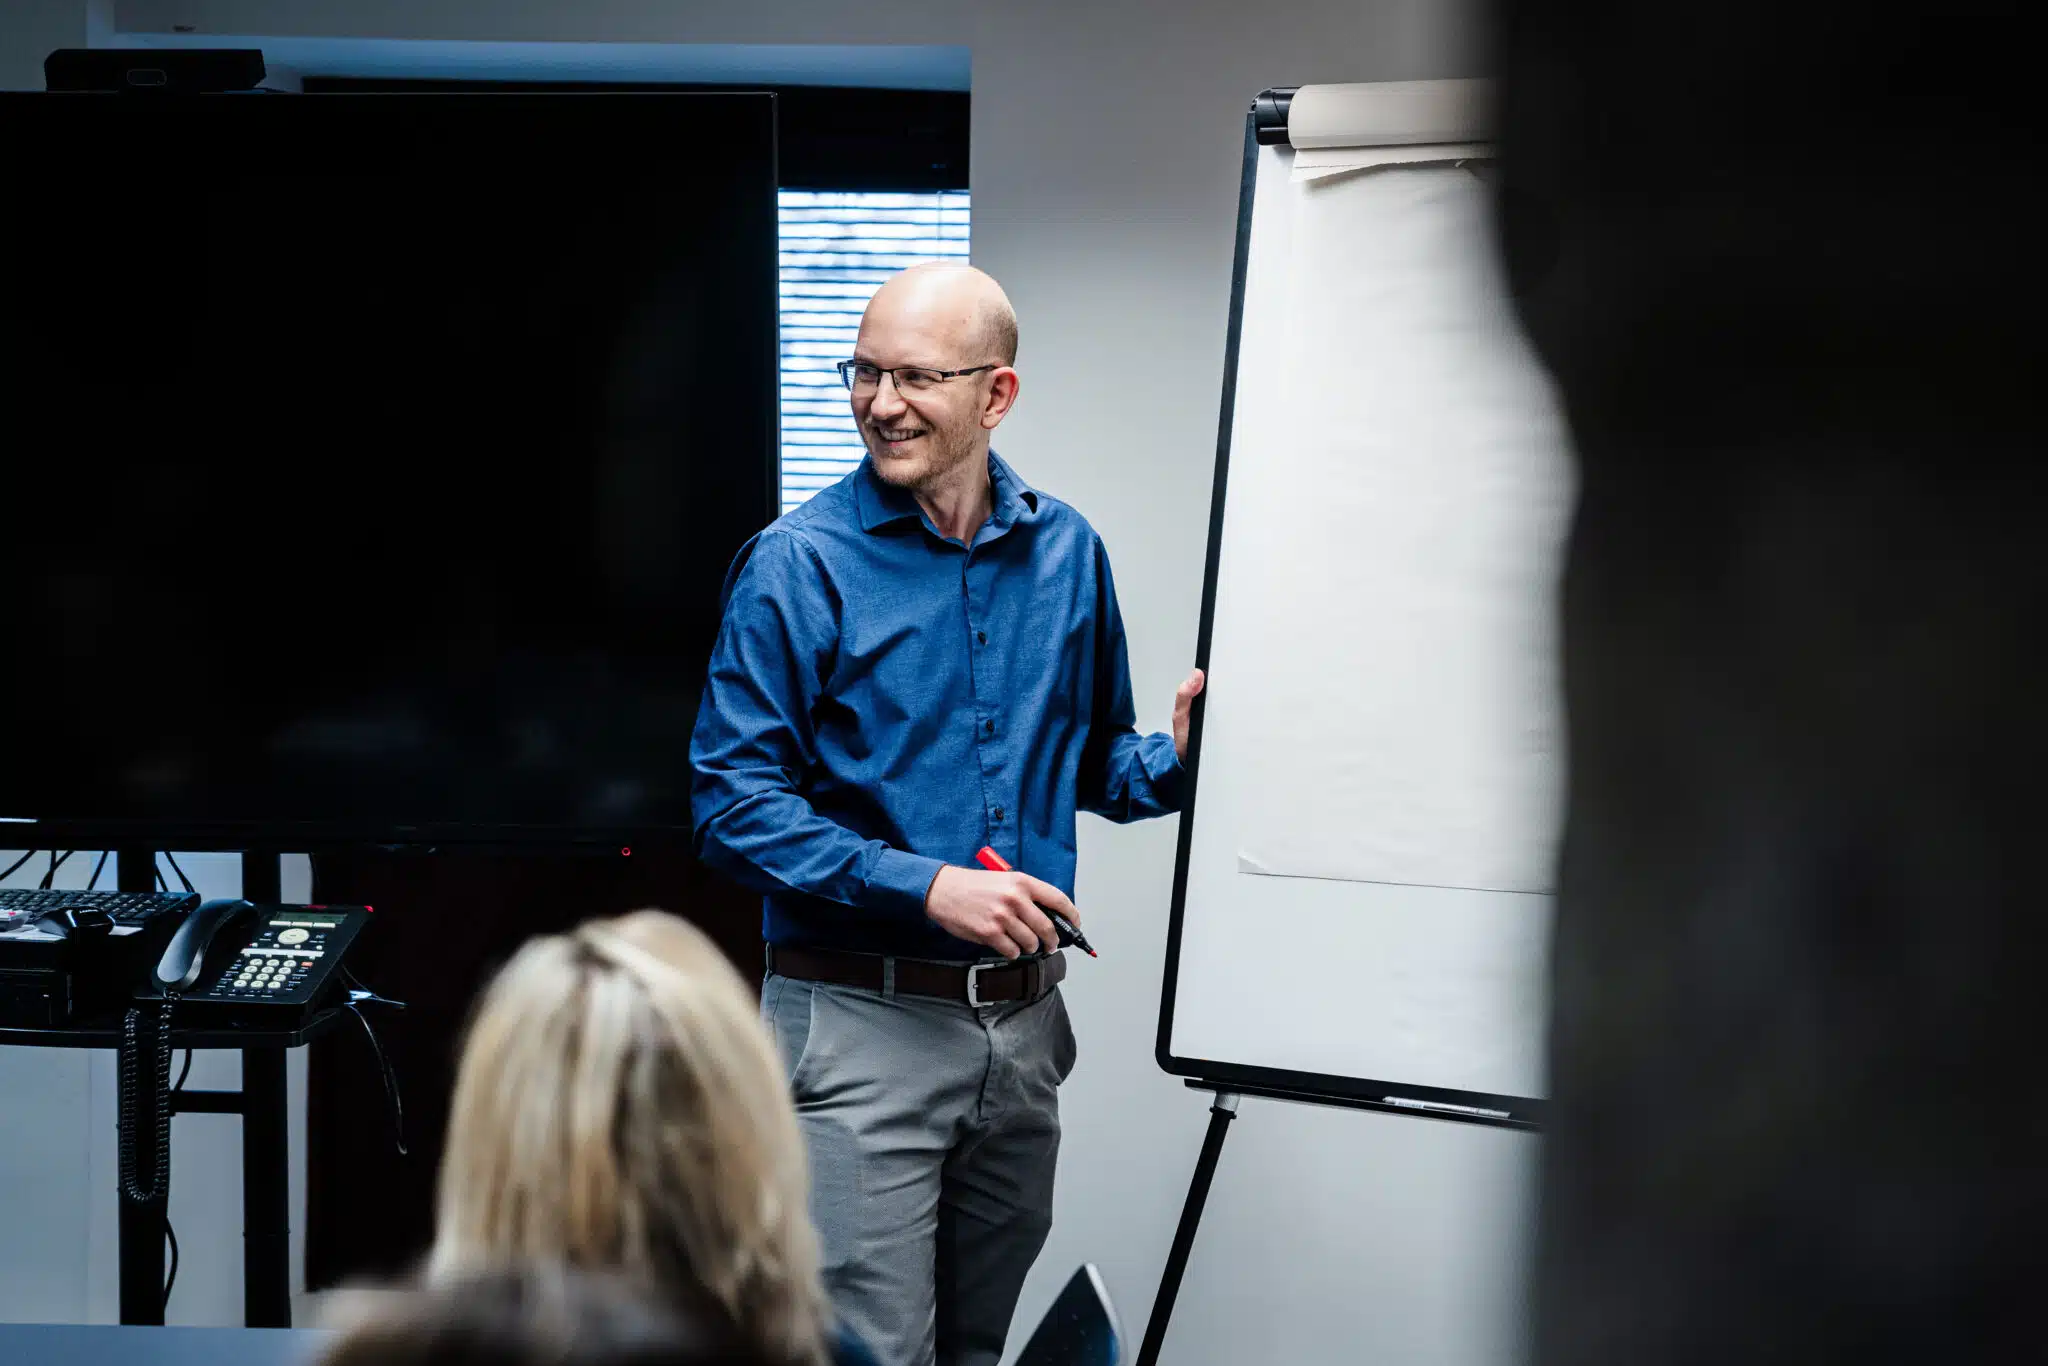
[1496,4,2044,1360]
[316,1264,786,1366]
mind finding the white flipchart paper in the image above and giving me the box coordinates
[1223,162,1573,895]
[1167,147,1568,1099]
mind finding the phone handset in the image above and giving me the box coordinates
[156,898,256,991]
[119,898,255,1220]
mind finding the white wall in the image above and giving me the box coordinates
[0,853,314,1328]
[8,4,1535,1361]
[0,0,110,89]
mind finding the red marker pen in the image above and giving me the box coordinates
[975,846,1097,957]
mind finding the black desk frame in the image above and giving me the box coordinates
[0,850,341,1327]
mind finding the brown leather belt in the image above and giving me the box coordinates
[766,943,1065,1007]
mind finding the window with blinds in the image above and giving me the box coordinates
[778,190,971,514]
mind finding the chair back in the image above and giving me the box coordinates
[1016,1264,1122,1366]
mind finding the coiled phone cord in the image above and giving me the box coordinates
[118,994,178,1204]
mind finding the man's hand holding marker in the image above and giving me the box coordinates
[975,846,1096,957]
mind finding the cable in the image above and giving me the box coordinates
[343,968,405,1011]
[116,997,182,1315]
[119,1008,185,1316]
[118,996,176,1204]
[163,1218,180,1312]
[155,865,167,891]
[87,851,109,891]
[0,850,38,883]
[40,850,75,889]
[161,853,196,895]
[345,1000,407,1157]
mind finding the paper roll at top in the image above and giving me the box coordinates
[1285,80,1492,150]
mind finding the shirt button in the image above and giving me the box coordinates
[984,719,995,734]
[994,807,1005,821]
[977,631,987,645]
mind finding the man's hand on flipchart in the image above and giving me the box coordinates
[1172,668,1207,762]
[926,866,1081,959]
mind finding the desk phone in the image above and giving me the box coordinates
[119,902,375,1237]
[149,902,370,1016]
[172,905,369,1010]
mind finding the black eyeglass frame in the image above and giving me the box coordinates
[835,360,1000,392]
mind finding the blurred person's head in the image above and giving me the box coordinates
[317,1262,787,1366]
[429,911,827,1365]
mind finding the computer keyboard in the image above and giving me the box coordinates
[0,887,200,931]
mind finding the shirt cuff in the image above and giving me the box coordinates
[865,846,948,917]
[1144,731,1186,811]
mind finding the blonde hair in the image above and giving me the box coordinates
[428,910,827,1364]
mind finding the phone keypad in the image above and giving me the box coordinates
[208,916,338,1000]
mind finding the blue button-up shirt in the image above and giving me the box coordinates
[689,452,1183,961]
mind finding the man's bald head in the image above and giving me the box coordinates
[851,262,1024,499]
[865,262,1018,367]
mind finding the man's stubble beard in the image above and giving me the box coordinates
[866,420,984,497]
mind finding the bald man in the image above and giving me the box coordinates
[690,263,1202,1366]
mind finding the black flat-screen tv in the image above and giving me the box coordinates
[0,92,780,849]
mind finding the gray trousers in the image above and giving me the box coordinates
[762,970,1077,1366]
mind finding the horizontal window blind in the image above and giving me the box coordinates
[779,189,971,514]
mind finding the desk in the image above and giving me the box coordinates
[0,1323,329,1366]
[0,1009,346,1328]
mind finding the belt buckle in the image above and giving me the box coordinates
[967,957,1043,1007]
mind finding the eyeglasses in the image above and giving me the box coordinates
[836,360,999,394]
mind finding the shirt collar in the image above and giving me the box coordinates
[987,451,1040,530]
[856,451,1039,536]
